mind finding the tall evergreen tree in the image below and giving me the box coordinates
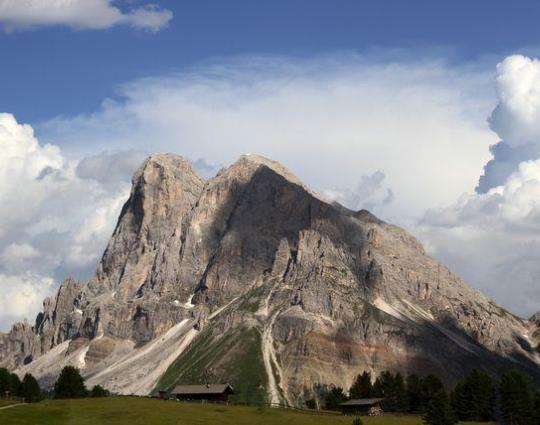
[9,373,22,397]
[21,374,41,403]
[325,386,346,410]
[406,373,424,413]
[372,371,407,412]
[423,389,458,425]
[499,370,534,425]
[421,374,445,411]
[0,368,10,396]
[452,369,495,421]
[533,393,540,425]
[349,372,373,399]
[54,366,87,399]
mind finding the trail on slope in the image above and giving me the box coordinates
[258,279,294,407]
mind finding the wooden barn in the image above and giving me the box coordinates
[171,384,234,403]
[339,398,384,416]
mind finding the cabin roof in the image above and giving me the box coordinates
[171,384,234,395]
[340,398,384,406]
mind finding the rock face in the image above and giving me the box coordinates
[1,153,540,404]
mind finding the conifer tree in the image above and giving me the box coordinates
[21,374,41,403]
[421,374,444,411]
[9,373,22,397]
[349,372,373,399]
[499,370,534,425]
[54,366,87,399]
[0,368,10,396]
[452,369,495,421]
[406,373,423,413]
[423,389,458,425]
[324,386,346,410]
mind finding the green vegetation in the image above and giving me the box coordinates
[423,390,457,425]
[0,397,492,425]
[156,325,267,404]
[0,399,20,408]
[90,385,109,398]
[21,373,42,403]
[54,366,87,399]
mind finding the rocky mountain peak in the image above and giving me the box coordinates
[1,153,539,403]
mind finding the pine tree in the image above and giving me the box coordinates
[452,369,495,421]
[9,373,22,397]
[21,374,41,403]
[0,368,10,396]
[325,386,346,410]
[423,389,458,425]
[349,372,373,399]
[372,371,407,412]
[394,372,408,412]
[54,366,87,399]
[533,393,540,425]
[421,374,444,411]
[406,373,423,413]
[499,370,534,425]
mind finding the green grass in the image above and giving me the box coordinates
[0,399,20,408]
[156,325,267,404]
[0,397,496,425]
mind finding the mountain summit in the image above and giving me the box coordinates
[1,153,539,404]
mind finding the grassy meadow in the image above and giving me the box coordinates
[0,397,495,425]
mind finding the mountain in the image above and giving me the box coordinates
[1,153,539,404]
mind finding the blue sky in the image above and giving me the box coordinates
[5,0,540,327]
[3,0,540,123]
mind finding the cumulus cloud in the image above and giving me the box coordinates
[420,55,540,317]
[478,55,540,192]
[0,114,128,330]
[0,0,172,32]
[322,171,394,214]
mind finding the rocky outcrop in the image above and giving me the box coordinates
[1,153,539,404]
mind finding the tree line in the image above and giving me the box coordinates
[307,369,540,425]
[0,366,109,402]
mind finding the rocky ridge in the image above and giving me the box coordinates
[1,153,539,404]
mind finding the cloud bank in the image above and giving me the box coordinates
[420,55,540,317]
[0,0,172,32]
[0,113,128,330]
[44,55,496,222]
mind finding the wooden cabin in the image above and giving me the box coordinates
[340,398,384,416]
[171,384,234,403]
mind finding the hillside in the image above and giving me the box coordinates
[1,153,539,405]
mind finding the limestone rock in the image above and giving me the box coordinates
[1,153,539,405]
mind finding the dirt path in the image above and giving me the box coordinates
[0,403,25,411]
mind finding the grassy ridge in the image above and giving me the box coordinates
[0,397,494,425]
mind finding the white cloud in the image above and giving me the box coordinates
[0,114,128,330]
[0,274,54,326]
[0,0,172,32]
[489,55,540,148]
[43,55,496,223]
[419,55,540,317]
[322,171,394,214]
